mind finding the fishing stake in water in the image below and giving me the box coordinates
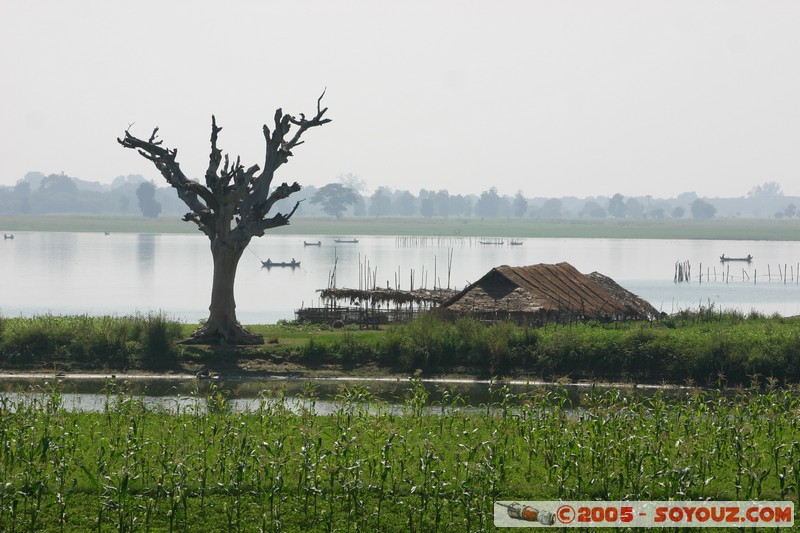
[497,502,556,525]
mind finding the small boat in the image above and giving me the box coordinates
[509,240,523,246]
[720,254,752,263]
[479,239,504,245]
[303,241,321,246]
[262,259,301,268]
[333,238,359,244]
[3,234,13,240]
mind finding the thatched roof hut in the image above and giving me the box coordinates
[438,262,658,325]
[296,287,459,325]
[317,287,457,308]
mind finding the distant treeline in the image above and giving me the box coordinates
[0,172,797,221]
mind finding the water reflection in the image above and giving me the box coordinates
[136,233,156,273]
[0,376,696,414]
[3,232,800,322]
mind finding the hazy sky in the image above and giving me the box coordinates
[1,0,799,199]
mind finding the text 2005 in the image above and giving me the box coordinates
[577,506,634,523]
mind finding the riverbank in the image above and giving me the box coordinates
[2,310,799,387]
[3,214,800,240]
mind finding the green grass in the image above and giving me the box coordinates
[0,313,184,371]
[249,311,800,386]
[0,382,797,531]
[4,311,800,386]
[3,214,800,240]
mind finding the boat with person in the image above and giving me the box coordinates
[3,234,14,240]
[509,240,523,246]
[303,241,322,246]
[262,259,301,268]
[720,254,753,263]
[333,238,359,244]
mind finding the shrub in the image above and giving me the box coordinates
[0,313,183,370]
[332,331,375,364]
[299,336,328,363]
[136,313,183,368]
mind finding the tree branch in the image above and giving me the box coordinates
[248,200,303,237]
[205,115,223,189]
[118,128,219,217]
[120,94,328,244]
[242,92,331,220]
[262,181,302,216]
[182,211,215,238]
[285,89,331,151]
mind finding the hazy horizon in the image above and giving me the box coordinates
[8,169,797,204]
[2,1,799,199]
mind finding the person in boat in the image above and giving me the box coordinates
[265,258,272,265]
[291,258,297,266]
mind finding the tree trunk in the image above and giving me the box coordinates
[181,239,263,345]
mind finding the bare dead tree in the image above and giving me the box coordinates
[118,93,331,344]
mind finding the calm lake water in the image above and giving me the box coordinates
[2,231,800,323]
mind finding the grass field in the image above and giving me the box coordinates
[3,311,800,387]
[0,383,797,531]
[2,214,800,240]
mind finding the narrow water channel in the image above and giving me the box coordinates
[0,375,696,414]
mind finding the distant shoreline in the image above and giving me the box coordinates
[2,214,800,240]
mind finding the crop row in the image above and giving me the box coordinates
[0,382,798,531]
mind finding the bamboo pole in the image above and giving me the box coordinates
[447,248,453,289]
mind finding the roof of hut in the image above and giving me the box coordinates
[441,262,658,321]
[318,287,458,307]
[585,271,660,319]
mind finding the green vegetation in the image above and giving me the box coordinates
[3,214,800,240]
[3,311,800,387]
[0,313,183,371]
[289,311,800,386]
[0,382,797,531]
